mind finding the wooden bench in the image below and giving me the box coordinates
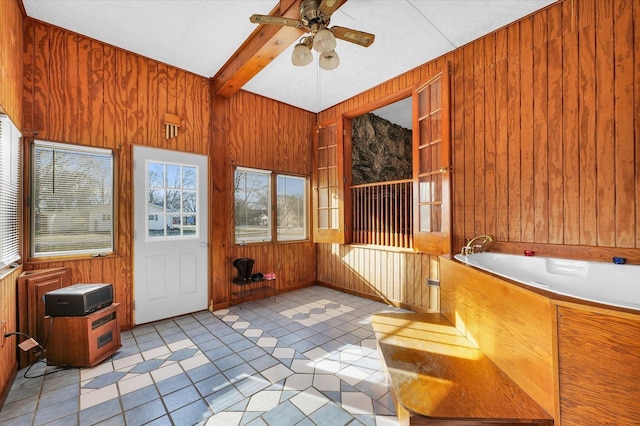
[371,312,554,425]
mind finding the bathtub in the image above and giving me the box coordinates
[453,252,640,312]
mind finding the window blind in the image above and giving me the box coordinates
[32,141,114,257]
[0,114,22,268]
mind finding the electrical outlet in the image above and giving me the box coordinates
[276,261,281,270]
[0,320,6,348]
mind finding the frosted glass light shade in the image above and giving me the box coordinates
[319,50,340,70]
[313,28,336,53]
[292,43,313,66]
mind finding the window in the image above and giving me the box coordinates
[277,175,307,241]
[235,168,272,243]
[32,141,114,257]
[234,167,308,244]
[0,114,21,268]
[146,161,199,239]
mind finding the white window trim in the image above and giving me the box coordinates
[0,114,21,268]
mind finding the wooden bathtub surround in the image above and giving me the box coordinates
[371,312,553,425]
[440,255,640,425]
[439,256,557,419]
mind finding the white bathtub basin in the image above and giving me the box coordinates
[454,252,640,312]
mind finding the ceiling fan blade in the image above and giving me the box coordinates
[331,26,375,47]
[319,0,347,16]
[250,14,303,28]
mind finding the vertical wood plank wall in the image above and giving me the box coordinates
[317,0,640,308]
[21,19,212,328]
[0,0,23,123]
[317,244,439,311]
[0,267,21,404]
[454,0,639,259]
[210,91,317,310]
[0,0,24,404]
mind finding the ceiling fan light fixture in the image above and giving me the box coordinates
[292,42,313,66]
[313,28,337,53]
[319,49,340,70]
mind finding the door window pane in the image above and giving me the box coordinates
[147,161,199,239]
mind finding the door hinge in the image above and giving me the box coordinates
[343,129,346,136]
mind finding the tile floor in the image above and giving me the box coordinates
[1,286,409,425]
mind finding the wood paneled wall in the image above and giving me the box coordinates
[0,0,23,123]
[317,0,640,309]
[0,267,21,406]
[22,19,210,150]
[317,244,439,312]
[451,0,639,259]
[211,91,317,309]
[22,18,212,327]
[0,0,24,405]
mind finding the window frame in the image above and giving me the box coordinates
[234,166,309,245]
[234,167,273,244]
[276,174,308,242]
[0,114,22,270]
[30,140,116,259]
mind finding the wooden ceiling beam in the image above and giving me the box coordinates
[212,0,306,97]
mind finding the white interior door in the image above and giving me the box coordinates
[133,146,208,324]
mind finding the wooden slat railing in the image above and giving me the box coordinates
[351,179,413,249]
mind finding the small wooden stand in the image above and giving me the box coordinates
[45,303,121,367]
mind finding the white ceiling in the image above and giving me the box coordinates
[22,0,556,116]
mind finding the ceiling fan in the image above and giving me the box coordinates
[250,0,375,70]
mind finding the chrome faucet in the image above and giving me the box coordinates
[461,235,493,255]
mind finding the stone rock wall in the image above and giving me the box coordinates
[351,113,412,185]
